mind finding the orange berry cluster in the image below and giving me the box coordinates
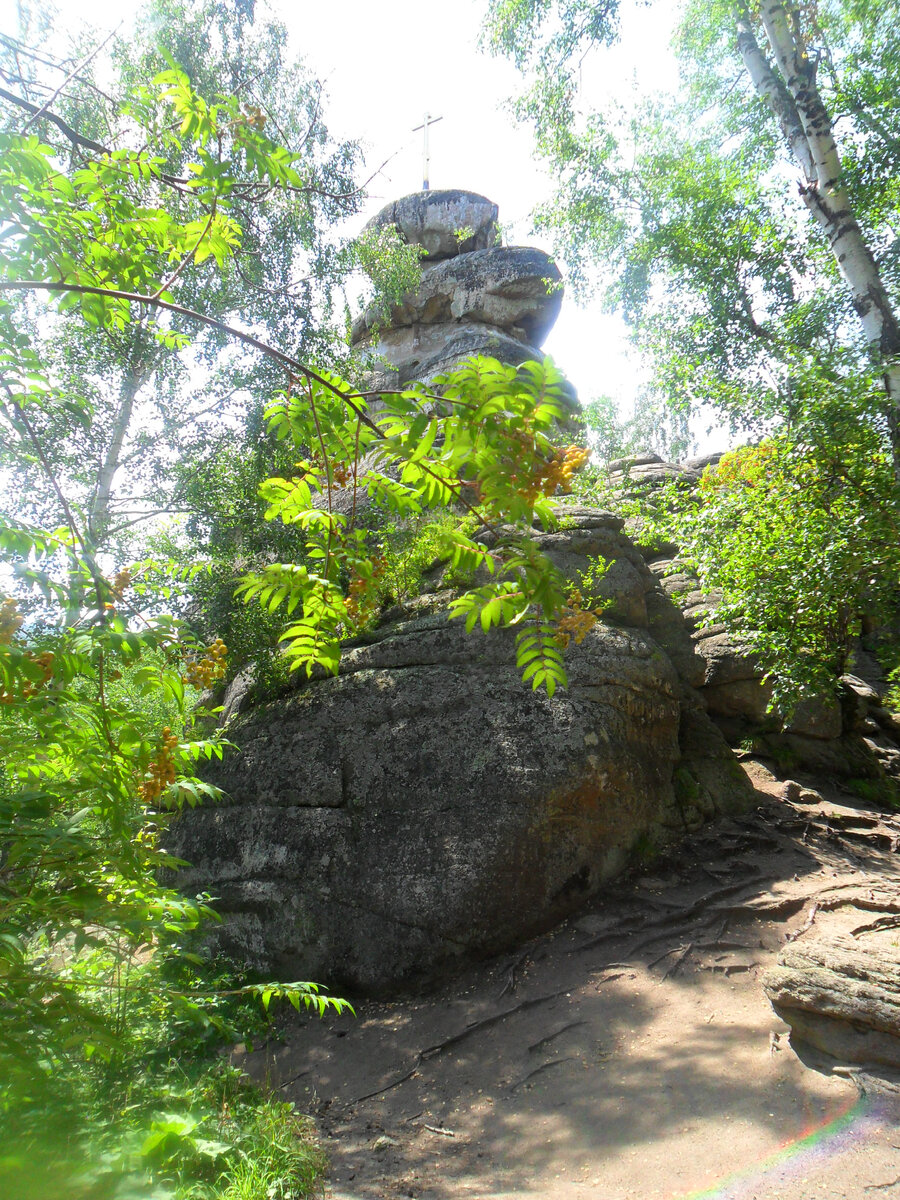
[301,455,354,488]
[345,558,385,624]
[139,727,179,803]
[0,649,55,705]
[331,463,354,487]
[545,445,591,495]
[241,104,267,131]
[513,442,591,505]
[228,105,267,143]
[555,587,603,650]
[0,598,23,645]
[111,568,132,598]
[22,651,54,697]
[183,638,228,689]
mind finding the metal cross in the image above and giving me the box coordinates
[412,112,443,191]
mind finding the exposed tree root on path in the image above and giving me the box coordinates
[233,759,900,1200]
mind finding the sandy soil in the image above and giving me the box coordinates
[235,760,900,1200]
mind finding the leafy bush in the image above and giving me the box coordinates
[574,369,900,714]
[238,356,590,694]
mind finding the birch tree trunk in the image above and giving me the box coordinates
[86,334,155,547]
[735,0,900,473]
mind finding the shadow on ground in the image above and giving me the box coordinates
[235,763,900,1200]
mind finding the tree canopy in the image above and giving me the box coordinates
[488,0,900,704]
[4,0,900,1191]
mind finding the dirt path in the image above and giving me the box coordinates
[235,761,900,1199]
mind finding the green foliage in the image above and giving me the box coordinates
[0,18,597,1198]
[0,522,347,1196]
[374,512,465,606]
[845,776,900,811]
[0,24,359,1198]
[237,354,586,688]
[0,0,400,567]
[579,394,642,464]
[213,1102,326,1200]
[0,17,589,694]
[350,222,424,332]
[486,0,900,434]
[1,942,333,1200]
[484,0,622,77]
[489,0,900,707]
[617,368,900,712]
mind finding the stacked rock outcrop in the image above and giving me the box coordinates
[168,196,900,999]
[167,197,764,995]
[353,189,565,390]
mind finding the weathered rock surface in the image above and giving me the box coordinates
[170,509,752,992]
[360,321,550,387]
[682,451,724,473]
[764,936,900,1068]
[608,456,701,490]
[363,190,499,261]
[354,190,570,399]
[352,246,562,347]
[642,549,892,770]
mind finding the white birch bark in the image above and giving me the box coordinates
[735,0,900,468]
[87,361,151,545]
[735,9,814,181]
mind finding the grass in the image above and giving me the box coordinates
[212,1105,326,1200]
[0,946,331,1200]
[846,776,900,811]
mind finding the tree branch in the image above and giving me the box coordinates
[0,278,497,528]
[0,33,116,100]
[0,86,371,205]
[150,200,217,301]
[0,85,110,154]
[21,25,120,135]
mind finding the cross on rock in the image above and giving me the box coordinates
[412,112,443,191]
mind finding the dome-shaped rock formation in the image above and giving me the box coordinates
[361,188,500,261]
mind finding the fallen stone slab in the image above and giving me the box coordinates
[764,935,900,1068]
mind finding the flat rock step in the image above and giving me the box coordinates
[764,934,900,1068]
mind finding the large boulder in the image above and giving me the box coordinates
[169,510,752,992]
[362,189,500,262]
[352,246,563,347]
[608,457,701,491]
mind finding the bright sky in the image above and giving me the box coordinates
[41,0,720,452]
[280,0,676,424]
